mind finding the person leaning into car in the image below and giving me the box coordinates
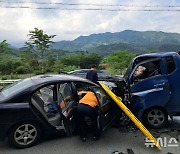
[76,90,100,142]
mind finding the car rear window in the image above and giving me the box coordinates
[1,78,35,97]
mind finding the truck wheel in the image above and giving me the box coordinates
[8,122,42,148]
[143,108,168,129]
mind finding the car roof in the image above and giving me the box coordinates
[68,69,104,74]
[68,69,89,73]
[132,52,180,64]
[30,74,94,84]
[0,74,97,100]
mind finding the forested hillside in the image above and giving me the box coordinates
[1,29,180,79]
[52,30,180,53]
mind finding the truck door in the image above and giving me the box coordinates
[164,56,180,114]
[129,59,171,117]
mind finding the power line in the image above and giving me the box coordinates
[0,1,180,8]
[0,6,180,11]
[0,1,180,11]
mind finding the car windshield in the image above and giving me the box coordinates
[1,78,35,97]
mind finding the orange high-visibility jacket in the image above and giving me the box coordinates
[79,91,99,108]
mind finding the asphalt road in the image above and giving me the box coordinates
[0,118,180,154]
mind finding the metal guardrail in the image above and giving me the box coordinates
[0,79,21,84]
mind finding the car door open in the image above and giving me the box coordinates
[92,86,120,132]
[58,82,77,137]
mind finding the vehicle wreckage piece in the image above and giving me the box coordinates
[100,82,161,150]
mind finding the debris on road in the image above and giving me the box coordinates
[111,148,135,154]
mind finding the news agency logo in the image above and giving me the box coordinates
[145,137,178,148]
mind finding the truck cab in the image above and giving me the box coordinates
[120,52,180,128]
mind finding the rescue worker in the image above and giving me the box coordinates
[77,90,100,142]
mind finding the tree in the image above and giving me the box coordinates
[0,40,22,75]
[106,50,136,75]
[0,56,21,75]
[60,53,102,69]
[0,40,8,53]
[0,40,12,57]
[20,49,39,73]
[25,28,56,73]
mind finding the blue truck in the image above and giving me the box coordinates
[117,51,180,128]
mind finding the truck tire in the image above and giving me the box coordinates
[143,108,168,129]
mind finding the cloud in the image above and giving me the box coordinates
[0,0,180,47]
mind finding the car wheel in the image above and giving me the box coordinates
[119,112,131,126]
[8,122,42,148]
[143,108,168,129]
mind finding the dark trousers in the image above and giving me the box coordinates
[77,103,99,138]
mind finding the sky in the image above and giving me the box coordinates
[0,0,180,47]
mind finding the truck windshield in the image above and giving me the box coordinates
[123,62,133,83]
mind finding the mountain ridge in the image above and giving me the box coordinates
[51,30,180,53]
[9,30,180,54]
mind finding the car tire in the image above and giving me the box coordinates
[112,112,131,128]
[119,112,131,126]
[143,108,168,129]
[8,122,42,148]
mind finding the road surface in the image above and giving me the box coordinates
[0,118,180,154]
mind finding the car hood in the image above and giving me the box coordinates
[99,82,161,150]
[98,75,122,81]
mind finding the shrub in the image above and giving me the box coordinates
[15,66,27,74]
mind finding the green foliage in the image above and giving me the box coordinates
[63,65,79,72]
[46,55,56,67]
[26,28,56,51]
[0,39,135,77]
[0,74,33,81]
[51,61,65,73]
[0,53,22,75]
[60,53,102,69]
[52,30,180,53]
[105,50,136,75]
[1,74,18,80]
[0,40,9,53]
[25,27,56,73]
[15,66,30,74]
[3,30,164,77]
[60,53,79,66]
